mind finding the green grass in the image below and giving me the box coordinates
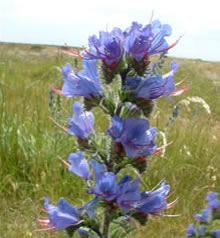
[0,43,219,237]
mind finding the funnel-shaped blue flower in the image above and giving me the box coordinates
[81,28,124,65]
[134,181,171,215]
[90,172,142,212]
[126,61,180,100]
[124,20,176,62]
[43,198,80,230]
[124,22,152,61]
[117,178,141,213]
[67,102,94,139]
[148,20,173,56]
[186,224,196,237]
[92,172,119,201]
[206,192,220,210]
[107,116,157,158]
[194,208,211,223]
[213,229,220,238]
[38,197,97,233]
[68,151,91,179]
[61,60,102,98]
[90,160,106,182]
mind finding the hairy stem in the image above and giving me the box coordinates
[103,208,111,238]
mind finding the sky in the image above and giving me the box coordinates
[1,0,220,62]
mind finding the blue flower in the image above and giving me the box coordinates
[67,150,107,181]
[116,178,141,213]
[68,151,91,179]
[124,22,152,61]
[206,192,220,210]
[148,20,173,56]
[90,159,106,182]
[194,208,211,223]
[134,181,171,215]
[61,60,102,98]
[40,198,81,231]
[107,116,157,158]
[124,20,178,62]
[81,28,124,65]
[91,173,142,213]
[185,191,220,238]
[196,226,207,236]
[87,171,174,216]
[67,102,94,139]
[92,172,119,201]
[213,229,220,238]
[126,61,183,100]
[37,198,97,234]
[186,224,195,236]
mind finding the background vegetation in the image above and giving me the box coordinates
[0,42,219,237]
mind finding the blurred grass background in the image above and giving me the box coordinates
[0,42,219,237]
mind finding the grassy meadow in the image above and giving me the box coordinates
[0,42,219,238]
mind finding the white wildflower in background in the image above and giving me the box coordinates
[158,131,167,158]
[183,145,192,157]
[179,96,211,114]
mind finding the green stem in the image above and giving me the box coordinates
[103,208,111,238]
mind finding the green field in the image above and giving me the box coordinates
[0,42,219,237]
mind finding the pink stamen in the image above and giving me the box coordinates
[36,218,50,224]
[151,39,166,52]
[58,156,71,169]
[40,208,48,213]
[62,50,81,58]
[154,141,173,155]
[148,179,165,193]
[50,85,63,96]
[49,117,68,132]
[170,86,190,96]
[166,198,178,209]
[175,77,187,86]
[157,35,183,53]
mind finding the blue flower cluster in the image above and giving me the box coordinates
[67,152,173,214]
[37,152,174,232]
[52,20,187,101]
[186,192,220,238]
[82,20,175,65]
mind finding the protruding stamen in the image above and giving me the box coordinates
[170,86,191,96]
[166,197,179,209]
[58,156,71,169]
[50,85,63,96]
[49,117,68,132]
[175,77,187,86]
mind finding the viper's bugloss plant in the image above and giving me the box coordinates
[185,192,220,238]
[36,18,194,238]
